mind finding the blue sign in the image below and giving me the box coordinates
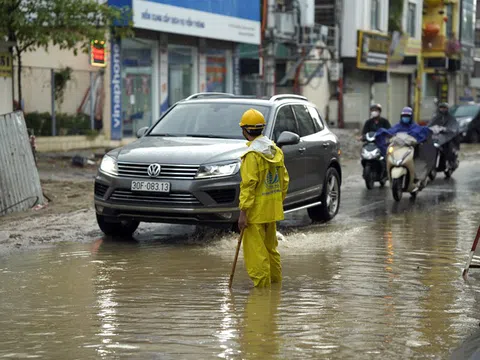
[108,0,261,44]
[110,37,122,141]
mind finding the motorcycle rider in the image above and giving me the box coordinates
[360,104,391,137]
[428,102,460,169]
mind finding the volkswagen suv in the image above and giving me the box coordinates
[94,93,342,236]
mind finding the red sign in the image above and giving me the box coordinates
[90,40,107,67]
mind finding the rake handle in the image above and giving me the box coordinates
[228,229,244,289]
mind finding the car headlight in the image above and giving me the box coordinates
[195,161,241,179]
[99,155,118,176]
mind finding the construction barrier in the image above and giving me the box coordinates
[0,111,44,216]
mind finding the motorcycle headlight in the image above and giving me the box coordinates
[99,155,118,176]
[195,161,240,179]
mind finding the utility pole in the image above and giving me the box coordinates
[264,0,276,97]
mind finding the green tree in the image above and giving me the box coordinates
[388,0,405,34]
[0,0,132,109]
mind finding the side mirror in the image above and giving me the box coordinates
[136,127,149,138]
[276,131,300,147]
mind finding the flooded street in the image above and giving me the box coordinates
[1,160,480,359]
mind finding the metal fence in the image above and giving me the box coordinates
[0,111,44,216]
[13,66,105,136]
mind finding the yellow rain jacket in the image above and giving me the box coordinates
[239,136,289,223]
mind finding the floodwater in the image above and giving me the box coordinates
[1,161,480,359]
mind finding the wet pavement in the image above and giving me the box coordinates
[1,159,480,359]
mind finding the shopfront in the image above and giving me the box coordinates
[107,0,260,140]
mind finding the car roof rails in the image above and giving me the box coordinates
[185,92,236,100]
[270,94,308,102]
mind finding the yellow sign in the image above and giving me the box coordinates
[0,52,12,77]
[357,30,391,71]
[404,38,422,56]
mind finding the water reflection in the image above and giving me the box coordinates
[238,286,281,360]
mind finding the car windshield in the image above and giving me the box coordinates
[451,104,480,118]
[148,102,271,140]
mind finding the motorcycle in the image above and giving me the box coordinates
[428,125,459,180]
[386,132,436,201]
[361,131,387,189]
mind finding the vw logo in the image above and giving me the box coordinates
[147,163,161,178]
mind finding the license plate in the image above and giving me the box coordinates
[131,181,170,193]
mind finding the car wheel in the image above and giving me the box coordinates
[392,178,403,202]
[96,214,139,237]
[308,167,341,222]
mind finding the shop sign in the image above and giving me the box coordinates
[0,52,12,78]
[90,40,107,67]
[110,38,122,141]
[357,30,391,71]
[129,0,261,45]
[437,74,449,103]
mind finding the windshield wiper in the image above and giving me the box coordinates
[148,133,179,137]
[185,134,232,139]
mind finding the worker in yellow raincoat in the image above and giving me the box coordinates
[238,108,289,287]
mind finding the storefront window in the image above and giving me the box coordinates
[121,38,154,137]
[206,49,227,92]
[168,45,194,106]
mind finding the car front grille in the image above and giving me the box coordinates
[207,189,237,204]
[94,182,109,197]
[109,190,201,206]
[117,162,199,179]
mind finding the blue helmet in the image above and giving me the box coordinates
[401,107,413,116]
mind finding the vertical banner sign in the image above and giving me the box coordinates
[159,34,169,115]
[233,45,241,95]
[110,37,122,140]
[198,52,207,92]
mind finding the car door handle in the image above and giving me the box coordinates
[323,143,329,148]
[298,147,306,153]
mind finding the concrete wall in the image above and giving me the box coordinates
[0,43,13,115]
[13,44,103,115]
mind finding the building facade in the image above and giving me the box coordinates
[105,0,260,141]
[339,0,424,128]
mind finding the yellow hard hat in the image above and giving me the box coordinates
[239,108,266,129]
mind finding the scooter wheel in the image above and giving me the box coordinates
[379,179,387,188]
[444,169,452,179]
[429,169,437,181]
[392,179,403,202]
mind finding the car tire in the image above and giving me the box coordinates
[308,167,341,222]
[96,214,139,237]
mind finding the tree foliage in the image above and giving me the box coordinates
[388,0,405,34]
[0,0,133,107]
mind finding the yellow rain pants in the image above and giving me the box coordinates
[239,135,289,287]
[243,222,282,287]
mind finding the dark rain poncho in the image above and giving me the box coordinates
[428,112,459,146]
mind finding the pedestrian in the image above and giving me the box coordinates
[238,108,290,287]
[357,103,391,139]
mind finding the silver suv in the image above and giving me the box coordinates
[94,93,342,236]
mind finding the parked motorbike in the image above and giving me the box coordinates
[428,125,459,180]
[386,132,436,201]
[361,131,387,189]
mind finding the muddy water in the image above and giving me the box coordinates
[2,161,480,359]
